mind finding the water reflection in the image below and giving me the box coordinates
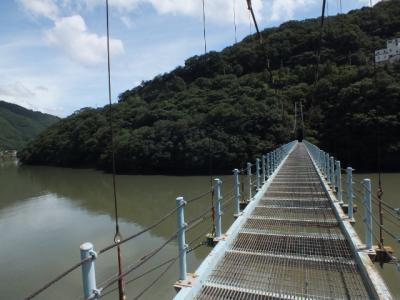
[0,163,235,300]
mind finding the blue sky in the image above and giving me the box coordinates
[0,0,376,117]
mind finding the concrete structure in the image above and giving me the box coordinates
[375,38,400,63]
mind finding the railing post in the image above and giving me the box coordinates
[80,243,99,300]
[326,153,330,182]
[363,179,373,250]
[214,178,222,238]
[262,155,266,183]
[233,169,240,216]
[247,162,252,200]
[336,160,343,203]
[319,150,323,172]
[330,156,335,188]
[346,167,354,219]
[176,196,187,281]
[256,158,261,191]
[267,153,271,176]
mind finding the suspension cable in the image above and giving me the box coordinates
[232,0,238,44]
[24,188,215,299]
[315,0,327,82]
[246,0,261,40]
[105,0,125,299]
[100,231,178,292]
[202,0,207,55]
[202,0,216,236]
[100,257,178,298]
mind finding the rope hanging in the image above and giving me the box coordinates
[232,0,238,43]
[201,0,216,235]
[105,0,125,299]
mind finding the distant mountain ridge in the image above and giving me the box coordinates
[0,100,59,150]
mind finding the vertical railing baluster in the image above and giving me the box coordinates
[363,179,373,250]
[247,162,252,200]
[330,156,335,187]
[336,160,343,203]
[347,167,354,220]
[233,169,240,216]
[256,158,261,191]
[80,243,99,300]
[326,153,330,182]
[262,155,266,184]
[176,196,187,281]
[214,178,222,238]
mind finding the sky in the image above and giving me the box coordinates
[0,0,379,117]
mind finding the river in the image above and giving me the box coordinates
[0,160,399,299]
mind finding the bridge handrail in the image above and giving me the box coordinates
[304,140,399,264]
[24,140,298,300]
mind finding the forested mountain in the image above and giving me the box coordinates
[19,1,400,173]
[0,101,59,150]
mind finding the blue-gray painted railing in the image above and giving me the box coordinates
[80,242,99,300]
[256,158,261,191]
[214,178,222,239]
[233,169,240,216]
[76,140,296,300]
[261,155,266,184]
[347,167,354,220]
[176,196,187,281]
[330,156,335,189]
[304,140,376,251]
[174,140,296,300]
[247,162,252,200]
[336,160,343,203]
[363,179,373,250]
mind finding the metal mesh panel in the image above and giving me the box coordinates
[195,144,370,299]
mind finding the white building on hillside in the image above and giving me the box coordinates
[375,38,400,63]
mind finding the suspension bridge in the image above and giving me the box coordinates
[173,141,393,300]
[24,140,399,300]
[21,0,399,298]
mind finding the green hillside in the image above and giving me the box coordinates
[0,101,59,150]
[19,1,400,173]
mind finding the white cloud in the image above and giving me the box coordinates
[0,81,36,99]
[0,80,63,114]
[269,0,316,22]
[45,15,124,66]
[148,0,262,24]
[77,0,262,24]
[17,0,59,20]
[120,15,135,28]
[16,0,125,67]
[358,0,381,6]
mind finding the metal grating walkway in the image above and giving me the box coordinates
[195,143,370,300]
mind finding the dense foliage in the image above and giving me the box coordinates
[0,101,59,150]
[19,2,400,173]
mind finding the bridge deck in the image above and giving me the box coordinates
[194,144,370,299]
